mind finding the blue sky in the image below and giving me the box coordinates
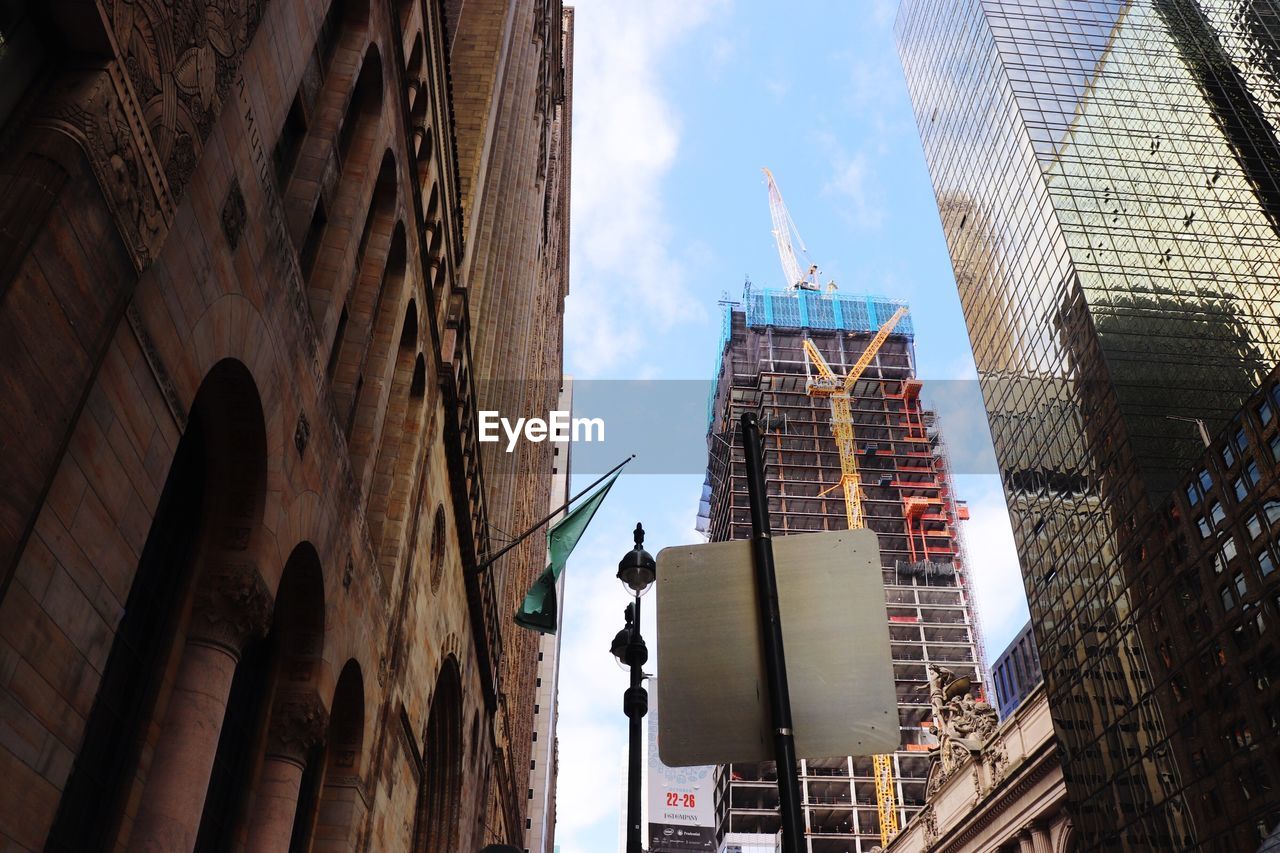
[550,1,1030,849]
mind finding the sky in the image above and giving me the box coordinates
[549,1,1031,849]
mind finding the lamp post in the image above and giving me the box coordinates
[611,523,656,853]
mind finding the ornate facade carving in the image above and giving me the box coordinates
[266,692,329,764]
[104,0,265,192]
[220,179,247,250]
[921,803,939,847]
[190,563,273,655]
[34,64,172,270]
[926,664,999,771]
[983,735,1009,789]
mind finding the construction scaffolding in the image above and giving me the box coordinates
[703,283,987,853]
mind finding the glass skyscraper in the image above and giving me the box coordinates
[898,0,1280,848]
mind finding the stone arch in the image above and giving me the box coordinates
[362,296,418,540]
[197,542,328,850]
[328,152,399,428]
[280,0,370,236]
[214,542,332,853]
[368,347,427,590]
[312,660,368,852]
[297,44,386,335]
[429,504,447,592]
[409,75,431,146]
[405,33,425,111]
[47,359,271,852]
[414,656,464,853]
[337,46,384,171]
[348,226,410,494]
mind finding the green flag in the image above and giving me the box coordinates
[514,471,620,634]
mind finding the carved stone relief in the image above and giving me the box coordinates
[266,691,329,764]
[104,0,266,192]
[35,64,171,270]
[190,562,274,654]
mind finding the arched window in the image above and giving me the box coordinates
[348,233,411,494]
[414,659,463,853]
[330,154,398,429]
[312,661,366,853]
[47,361,269,853]
[430,505,447,592]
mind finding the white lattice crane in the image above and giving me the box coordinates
[762,167,823,291]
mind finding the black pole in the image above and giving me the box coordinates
[476,454,635,573]
[624,593,647,853]
[740,412,804,852]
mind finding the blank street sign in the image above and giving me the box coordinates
[655,528,898,767]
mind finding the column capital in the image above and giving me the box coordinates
[266,691,330,765]
[190,562,273,655]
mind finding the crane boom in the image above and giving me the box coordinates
[802,307,909,847]
[763,168,813,290]
[845,306,908,393]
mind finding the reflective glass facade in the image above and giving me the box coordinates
[897,0,1280,848]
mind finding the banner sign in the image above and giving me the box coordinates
[648,682,717,851]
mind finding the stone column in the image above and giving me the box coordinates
[1029,820,1054,853]
[128,566,273,853]
[1017,828,1036,853]
[244,692,329,853]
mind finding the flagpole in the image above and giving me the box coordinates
[475,454,635,574]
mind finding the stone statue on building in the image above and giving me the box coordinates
[924,664,999,796]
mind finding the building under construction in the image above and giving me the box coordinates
[701,283,987,852]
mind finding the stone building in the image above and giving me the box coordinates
[885,681,1072,853]
[0,0,572,850]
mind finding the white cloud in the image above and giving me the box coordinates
[564,0,725,378]
[825,149,885,229]
[953,475,1031,661]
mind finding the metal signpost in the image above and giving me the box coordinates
[740,412,805,853]
[654,414,899,853]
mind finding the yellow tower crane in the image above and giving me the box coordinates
[802,305,908,848]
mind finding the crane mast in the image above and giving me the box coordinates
[804,310,908,849]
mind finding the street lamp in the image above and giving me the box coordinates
[611,523,655,853]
